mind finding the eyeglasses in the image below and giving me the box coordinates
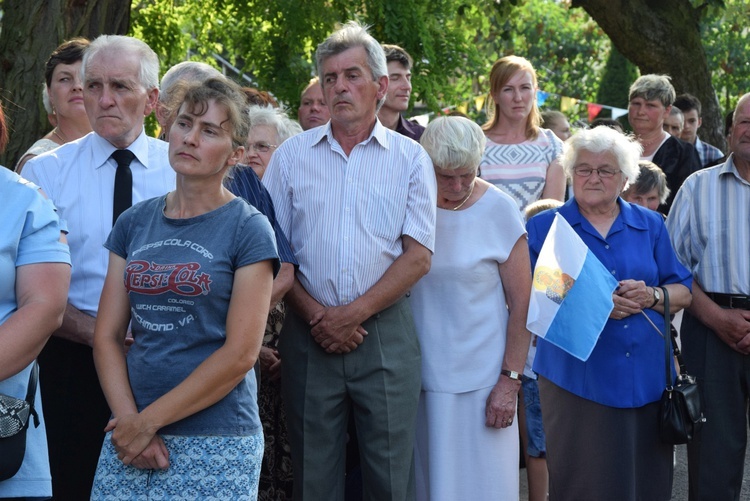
[573,166,620,178]
[249,142,278,153]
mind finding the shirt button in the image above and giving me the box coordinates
[605,245,610,249]
[623,324,628,329]
[611,270,616,275]
[625,352,631,357]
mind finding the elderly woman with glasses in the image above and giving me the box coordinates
[411,116,532,500]
[526,126,692,500]
[240,104,302,180]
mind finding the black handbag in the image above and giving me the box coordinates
[0,361,40,481]
[656,287,706,444]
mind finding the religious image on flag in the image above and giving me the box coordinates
[527,213,619,361]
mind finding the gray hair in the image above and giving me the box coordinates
[623,161,670,204]
[560,125,641,189]
[668,106,684,121]
[628,74,675,108]
[420,116,486,171]
[42,83,52,114]
[247,104,303,144]
[82,35,159,91]
[160,61,221,103]
[301,76,321,99]
[733,92,750,123]
[315,21,387,109]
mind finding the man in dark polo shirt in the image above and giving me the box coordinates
[377,44,425,141]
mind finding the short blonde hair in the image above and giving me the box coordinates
[524,198,563,221]
[421,116,486,171]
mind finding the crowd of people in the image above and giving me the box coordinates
[0,18,747,501]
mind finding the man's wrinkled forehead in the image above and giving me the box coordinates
[84,50,142,87]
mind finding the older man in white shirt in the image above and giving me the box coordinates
[23,35,175,500]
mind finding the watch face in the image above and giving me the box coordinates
[655,289,661,300]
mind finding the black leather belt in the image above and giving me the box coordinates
[707,292,750,310]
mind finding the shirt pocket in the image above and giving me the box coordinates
[364,182,407,241]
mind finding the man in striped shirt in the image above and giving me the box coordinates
[264,21,437,501]
[667,93,750,501]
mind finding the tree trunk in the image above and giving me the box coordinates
[0,0,130,168]
[571,0,726,151]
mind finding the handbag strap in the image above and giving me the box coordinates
[661,287,672,389]
[25,361,39,404]
[24,361,40,427]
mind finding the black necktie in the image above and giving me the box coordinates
[112,149,135,225]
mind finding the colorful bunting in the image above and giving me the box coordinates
[611,107,628,120]
[475,95,486,112]
[587,103,603,122]
[537,90,550,107]
[560,96,578,112]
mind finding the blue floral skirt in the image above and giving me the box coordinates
[91,432,263,500]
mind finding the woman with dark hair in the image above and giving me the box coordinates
[0,99,71,498]
[16,38,92,172]
[91,77,279,499]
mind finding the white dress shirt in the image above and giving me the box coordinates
[23,130,176,316]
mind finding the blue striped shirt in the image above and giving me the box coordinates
[695,137,724,168]
[666,154,750,294]
[263,119,437,307]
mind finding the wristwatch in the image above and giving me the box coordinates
[501,369,521,381]
[650,287,661,308]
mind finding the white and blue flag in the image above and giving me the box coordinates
[527,213,619,361]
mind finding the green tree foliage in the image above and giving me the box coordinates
[595,47,638,119]
[701,0,750,113]
[463,0,609,124]
[129,0,512,114]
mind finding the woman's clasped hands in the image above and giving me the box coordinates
[611,279,654,320]
[106,413,170,470]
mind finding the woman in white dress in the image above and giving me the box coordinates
[411,116,532,501]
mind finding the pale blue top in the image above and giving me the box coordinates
[0,167,70,497]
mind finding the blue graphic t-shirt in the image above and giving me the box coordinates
[106,195,279,436]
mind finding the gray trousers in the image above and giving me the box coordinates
[682,310,750,501]
[279,297,421,501]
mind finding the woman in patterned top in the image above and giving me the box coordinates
[480,56,565,211]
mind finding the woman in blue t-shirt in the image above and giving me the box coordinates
[91,78,279,499]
